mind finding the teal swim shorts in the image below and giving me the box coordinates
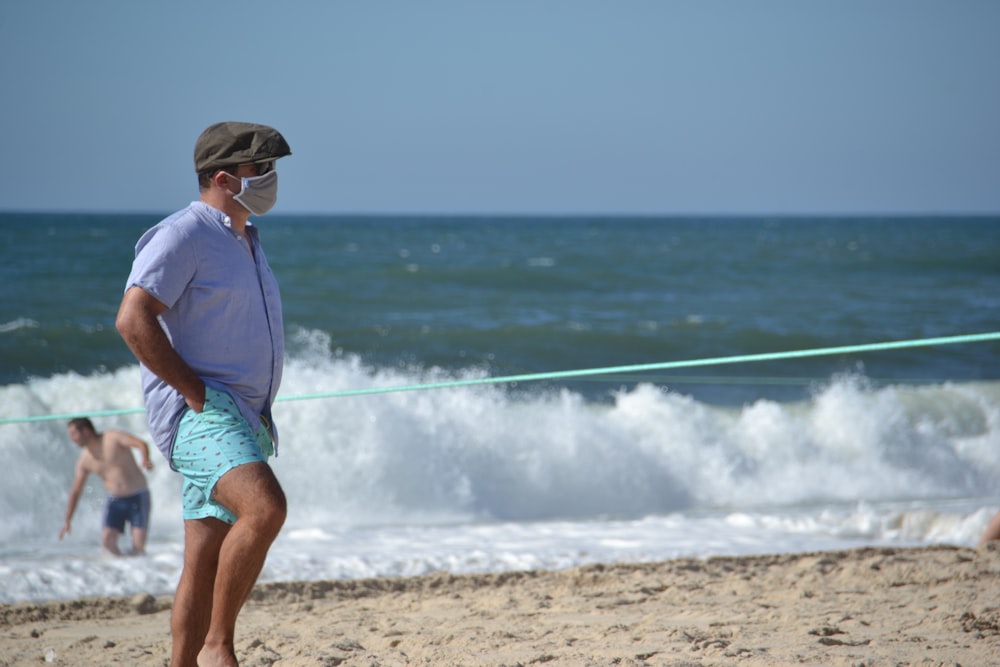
[172,386,274,525]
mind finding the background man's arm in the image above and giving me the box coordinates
[110,430,154,471]
[115,286,206,412]
[60,463,88,540]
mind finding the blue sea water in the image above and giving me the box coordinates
[1,212,999,603]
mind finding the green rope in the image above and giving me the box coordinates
[561,374,948,387]
[2,331,998,426]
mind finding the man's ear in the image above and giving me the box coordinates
[213,170,232,189]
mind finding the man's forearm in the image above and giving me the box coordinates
[63,489,81,524]
[116,299,205,410]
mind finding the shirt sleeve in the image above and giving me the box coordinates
[125,223,197,309]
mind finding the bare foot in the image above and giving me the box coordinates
[196,645,238,667]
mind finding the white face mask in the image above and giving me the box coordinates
[227,170,279,215]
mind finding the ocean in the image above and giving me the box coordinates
[1,211,998,604]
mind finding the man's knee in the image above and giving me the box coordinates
[215,463,286,530]
[102,529,122,553]
[256,487,287,535]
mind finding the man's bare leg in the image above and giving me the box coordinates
[979,510,1000,546]
[172,518,228,666]
[196,462,286,667]
[101,527,123,556]
[130,525,148,555]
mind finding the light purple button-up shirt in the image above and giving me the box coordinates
[125,201,284,466]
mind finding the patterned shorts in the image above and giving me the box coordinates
[171,386,273,525]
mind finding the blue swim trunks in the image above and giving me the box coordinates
[171,386,274,525]
[103,489,151,532]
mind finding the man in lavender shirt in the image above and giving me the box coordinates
[116,121,291,667]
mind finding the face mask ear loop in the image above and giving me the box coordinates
[217,171,245,199]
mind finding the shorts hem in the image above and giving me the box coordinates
[182,507,238,525]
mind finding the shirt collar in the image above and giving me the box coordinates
[191,201,256,235]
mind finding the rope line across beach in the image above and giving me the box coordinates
[2,330,998,426]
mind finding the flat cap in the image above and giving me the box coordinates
[194,121,291,173]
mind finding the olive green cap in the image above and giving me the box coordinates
[193,121,292,174]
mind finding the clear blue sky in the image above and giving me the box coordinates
[2,1,998,215]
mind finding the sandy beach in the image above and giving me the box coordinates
[2,544,998,666]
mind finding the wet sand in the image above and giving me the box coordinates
[2,544,999,666]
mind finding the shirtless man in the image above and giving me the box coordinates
[60,417,154,556]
